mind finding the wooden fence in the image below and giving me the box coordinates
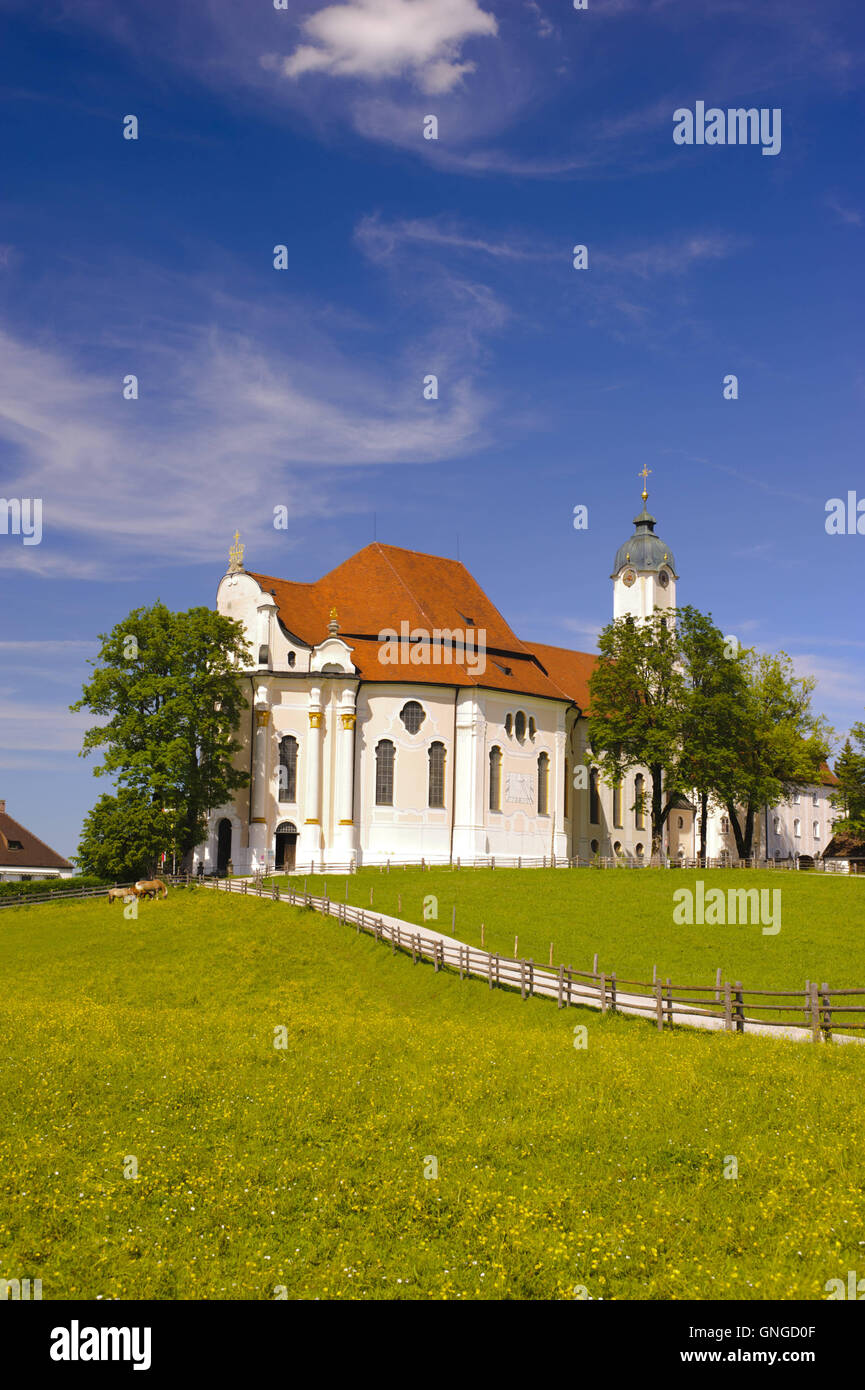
[257,853,850,876]
[200,875,865,1043]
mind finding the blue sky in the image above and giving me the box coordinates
[1,0,863,858]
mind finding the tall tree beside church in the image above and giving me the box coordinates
[588,611,688,858]
[831,724,865,833]
[676,608,749,866]
[71,602,251,871]
[721,651,832,860]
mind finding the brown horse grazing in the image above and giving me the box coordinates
[134,878,168,900]
[107,886,137,905]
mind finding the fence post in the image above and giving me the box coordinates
[600,972,607,1016]
[810,982,820,1041]
[459,945,464,980]
[724,982,732,1032]
[821,982,832,1042]
[557,964,564,1009]
[496,953,501,989]
[734,981,744,1034]
[434,940,441,972]
[666,978,673,1028]
[488,952,494,989]
[592,952,598,977]
[528,959,534,997]
[655,980,664,1031]
[610,971,617,1013]
[714,967,722,1004]
[520,959,526,999]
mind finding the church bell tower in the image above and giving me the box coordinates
[612,468,678,622]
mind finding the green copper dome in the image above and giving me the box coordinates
[612,507,677,577]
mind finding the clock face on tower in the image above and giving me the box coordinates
[622,568,636,587]
[658,568,669,588]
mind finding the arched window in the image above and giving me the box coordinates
[428,742,445,808]
[375,740,394,805]
[678,816,684,830]
[613,779,623,828]
[634,773,646,830]
[537,752,549,815]
[400,701,425,734]
[635,842,645,858]
[528,716,536,740]
[590,838,600,855]
[277,735,298,802]
[793,818,801,838]
[589,768,600,825]
[514,711,526,742]
[489,746,502,812]
[505,713,513,737]
[813,821,820,839]
[613,840,622,856]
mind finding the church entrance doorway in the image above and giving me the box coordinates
[275,821,298,872]
[216,819,232,875]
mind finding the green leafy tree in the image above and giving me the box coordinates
[832,726,865,834]
[72,602,251,873]
[75,789,171,879]
[722,651,832,860]
[676,609,750,866]
[588,611,687,858]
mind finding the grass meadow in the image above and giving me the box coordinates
[268,865,865,1003]
[1,880,864,1301]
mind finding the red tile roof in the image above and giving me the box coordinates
[250,543,597,705]
[529,643,597,713]
[0,806,72,870]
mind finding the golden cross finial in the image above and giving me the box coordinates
[329,606,338,622]
[639,465,652,503]
[228,529,245,573]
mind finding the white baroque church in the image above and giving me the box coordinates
[196,493,838,875]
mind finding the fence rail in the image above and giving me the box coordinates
[197,874,865,1043]
[0,883,131,910]
[257,853,858,876]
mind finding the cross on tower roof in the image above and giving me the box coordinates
[639,465,652,503]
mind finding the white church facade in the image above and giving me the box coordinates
[196,498,838,875]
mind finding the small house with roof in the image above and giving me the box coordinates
[0,800,74,882]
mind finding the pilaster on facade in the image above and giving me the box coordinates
[248,684,271,861]
[298,687,324,865]
[330,687,358,864]
[452,692,487,861]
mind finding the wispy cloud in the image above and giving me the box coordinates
[0,254,499,578]
[825,193,863,227]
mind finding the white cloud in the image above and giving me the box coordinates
[0,266,496,579]
[276,0,498,93]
